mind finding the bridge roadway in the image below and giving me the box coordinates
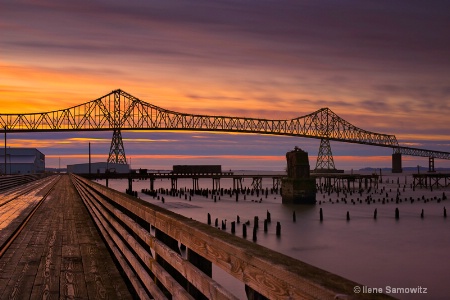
[0,175,132,299]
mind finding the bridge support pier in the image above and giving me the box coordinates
[107,129,127,164]
[314,138,338,172]
[429,157,436,173]
[282,147,316,204]
[392,153,403,173]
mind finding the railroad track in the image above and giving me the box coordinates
[0,175,61,258]
[0,174,58,207]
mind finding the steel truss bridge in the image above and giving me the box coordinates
[1,89,449,171]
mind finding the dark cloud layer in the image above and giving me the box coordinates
[4,0,450,71]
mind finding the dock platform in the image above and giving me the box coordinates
[0,175,132,299]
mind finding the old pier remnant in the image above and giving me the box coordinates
[281,147,316,204]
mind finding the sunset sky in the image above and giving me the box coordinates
[1,1,449,170]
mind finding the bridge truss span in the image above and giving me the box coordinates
[2,89,449,165]
[0,89,399,148]
[397,146,450,160]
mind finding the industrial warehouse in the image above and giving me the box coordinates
[0,148,45,175]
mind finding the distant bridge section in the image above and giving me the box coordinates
[396,146,450,160]
[0,89,398,147]
[1,89,449,170]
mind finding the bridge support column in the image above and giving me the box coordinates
[107,129,127,164]
[428,157,436,173]
[282,147,316,204]
[392,153,403,173]
[314,138,337,172]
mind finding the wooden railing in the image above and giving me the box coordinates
[71,174,392,299]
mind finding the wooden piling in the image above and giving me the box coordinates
[276,222,281,236]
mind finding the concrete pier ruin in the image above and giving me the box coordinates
[282,147,316,204]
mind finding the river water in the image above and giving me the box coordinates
[97,171,449,299]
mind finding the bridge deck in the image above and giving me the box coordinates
[0,175,132,299]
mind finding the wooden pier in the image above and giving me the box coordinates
[0,175,132,299]
[413,173,450,188]
[81,171,380,193]
[0,174,393,299]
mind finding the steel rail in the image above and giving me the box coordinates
[0,175,61,258]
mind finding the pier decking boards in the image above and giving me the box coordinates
[0,175,132,299]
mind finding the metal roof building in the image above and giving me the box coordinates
[0,148,45,175]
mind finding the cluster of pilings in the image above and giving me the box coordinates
[317,206,448,221]
[316,177,447,206]
[125,188,138,197]
[207,210,282,241]
[139,186,281,202]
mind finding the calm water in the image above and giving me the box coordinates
[98,171,450,299]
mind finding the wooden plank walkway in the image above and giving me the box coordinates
[0,175,133,299]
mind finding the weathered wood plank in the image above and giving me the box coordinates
[0,175,134,299]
